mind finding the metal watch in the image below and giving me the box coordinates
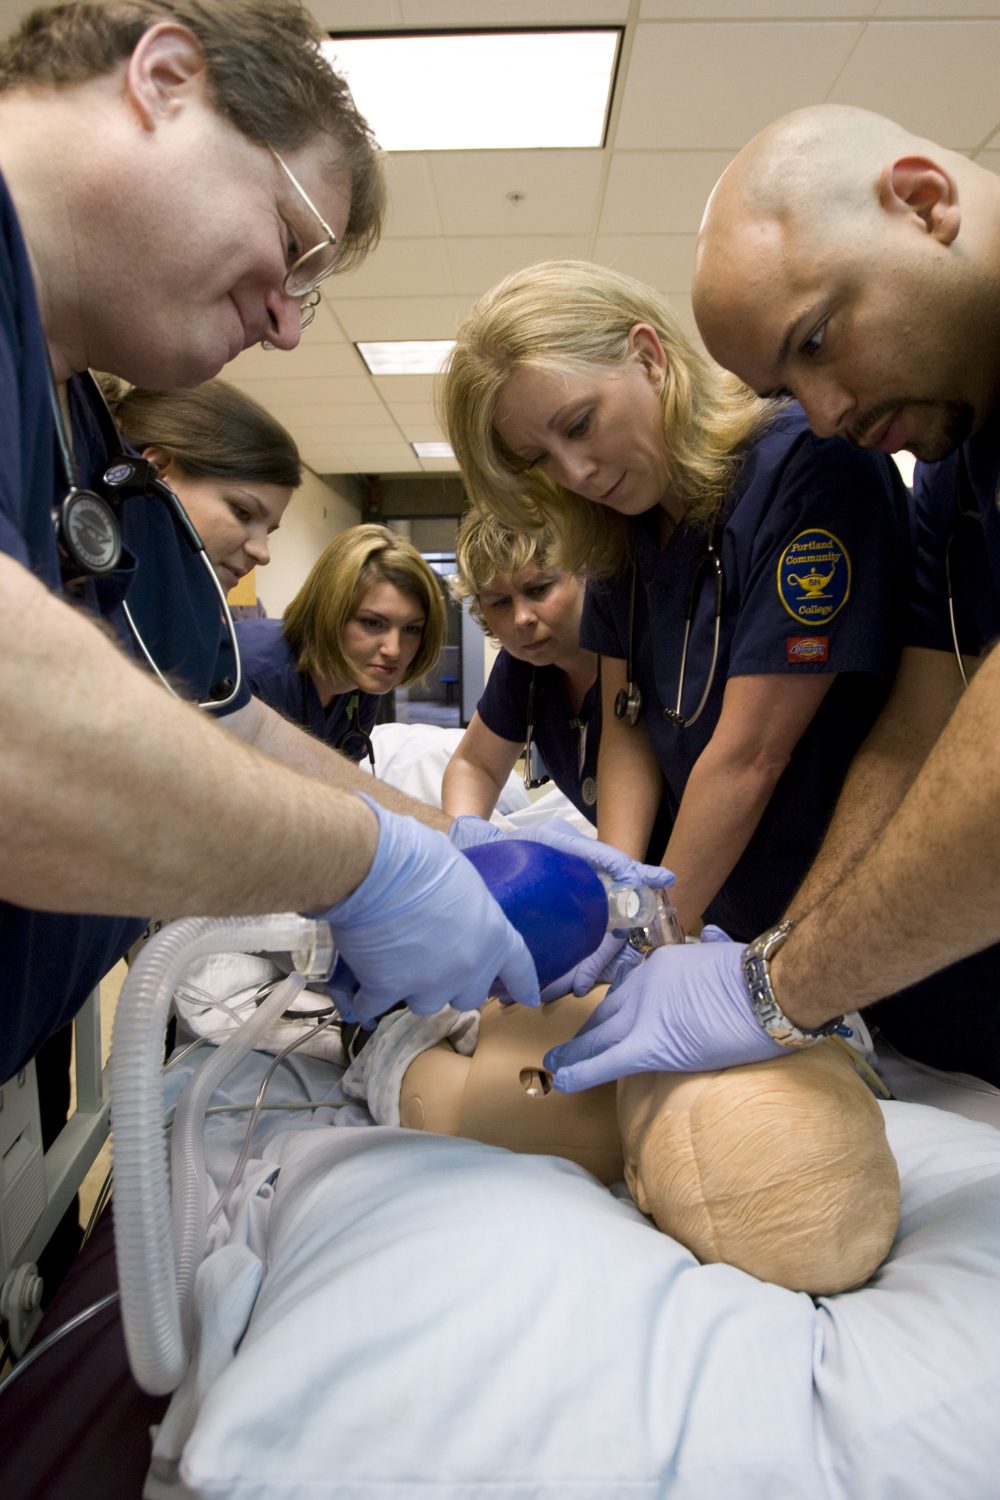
[742,920,843,1049]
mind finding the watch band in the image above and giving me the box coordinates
[742,920,843,1049]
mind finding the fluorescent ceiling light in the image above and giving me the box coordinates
[413,442,455,459]
[356,340,455,376]
[323,30,620,151]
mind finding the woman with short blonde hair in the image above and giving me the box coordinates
[443,508,603,826]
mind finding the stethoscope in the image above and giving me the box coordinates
[944,454,985,691]
[48,366,242,709]
[297,669,376,773]
[613,526,724,730]
[522,668,592,790]
[334,691,376,773]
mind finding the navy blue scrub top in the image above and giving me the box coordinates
[908,409,1000,659]
[235,617,379,761]
[0,169,247,1082]
[582,406,913,942]
[477,648,599,824]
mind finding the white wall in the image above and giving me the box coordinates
[255,469,362,617]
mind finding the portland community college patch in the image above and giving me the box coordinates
[776,528,851,626]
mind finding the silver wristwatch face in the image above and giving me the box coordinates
[742,923,840,1049]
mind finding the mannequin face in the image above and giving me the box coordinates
[152,459,292,592]
[477,564,586,670]
[339,580,426,695]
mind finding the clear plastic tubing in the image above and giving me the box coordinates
[111,914,330,1396]
[168,968,305,1346]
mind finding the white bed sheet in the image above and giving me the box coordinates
[144,729,1000,1497]
[144,1039,1000,1500]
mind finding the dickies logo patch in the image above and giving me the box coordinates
[777,529,851,626]
[787,636,829,664]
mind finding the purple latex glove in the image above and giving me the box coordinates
[537,931,645,1004]
[543,939,785,1091]
[320,797,539,1025]
[448,815,675,897]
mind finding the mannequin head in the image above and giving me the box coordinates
[618,1040,900,1294]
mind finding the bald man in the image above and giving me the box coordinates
[693,105,1000,460]
[547,106,1000,1095]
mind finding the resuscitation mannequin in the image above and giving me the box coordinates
[399,990,901,1295]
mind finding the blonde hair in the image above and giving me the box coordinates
[283,523,446,687]
[440,260,776,574]
[450,507,561,630]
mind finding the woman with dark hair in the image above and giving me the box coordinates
[104,376,301,592]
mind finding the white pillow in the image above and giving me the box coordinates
[148,1102,1000,1500]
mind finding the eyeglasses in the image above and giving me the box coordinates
[264,146,340,340]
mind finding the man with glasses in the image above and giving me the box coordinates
[0,0,551,1112]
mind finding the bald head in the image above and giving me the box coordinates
[692,105,1000,459]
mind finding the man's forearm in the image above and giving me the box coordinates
[787,648,964,916]
[231,696,451,830]
[772,646,1000,1027]
[1,558,382,917]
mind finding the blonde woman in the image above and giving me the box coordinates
[443,508,601,824]
[442,260,913,952]
[236,523,446,769]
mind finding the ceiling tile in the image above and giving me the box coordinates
[312,0,398,28]
[332,296,473,341]
[380,401,443,426]
[372,373,441,403]
[447,234,590,296]
[338,443,422,473]
[977,152,1000,176]
[397,0,629,22]
[230,341,368,382]
[298,446,351,470]
[875,0,1000,15]
[640,0,875,14]
[331,237,455,298]
[402,422,449,443]
[430,151,607,236]
[600,151,735,235]
[615,21,864,150]
[230,375,385,408]
[380,154,444,238]
[830,22,1000,149]
[277,403,398,431]
[593,234,696,293]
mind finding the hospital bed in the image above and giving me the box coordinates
[3,724,1000,1500]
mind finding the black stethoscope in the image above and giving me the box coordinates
[334,691,376,773]
[614,526,724,730]
[522,668,591,791]
[49,366,242,709]
[297,670,376,772]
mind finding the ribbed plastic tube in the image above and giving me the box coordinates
[169,968,305,1344]
[111,914,325,1396]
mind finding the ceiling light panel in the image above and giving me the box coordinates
[356,340,455,375]
[412,442,455,459]
[323,30,621,151]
